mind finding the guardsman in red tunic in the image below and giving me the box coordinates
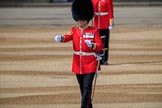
[54,0,103,108]
[63,26,103,74]
[92,0,114,65]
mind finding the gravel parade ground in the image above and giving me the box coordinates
[0,7,162,108]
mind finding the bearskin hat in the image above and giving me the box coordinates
[71,0,94,22]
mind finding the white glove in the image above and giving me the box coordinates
[109,19,114,30]
[84,40,93,48]
[109,25,113,30]
[54,35,62,42]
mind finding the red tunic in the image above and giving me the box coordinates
[92,0,114,29]
[62,26,103,74]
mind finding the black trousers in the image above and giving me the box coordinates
[99,29,110,63]
[76,72,95,108]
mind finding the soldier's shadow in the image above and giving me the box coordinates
[110,60,162,66]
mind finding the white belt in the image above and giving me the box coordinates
[95,12,108,16]
[74,51,96,57]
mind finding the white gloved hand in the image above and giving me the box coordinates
[54,35,62,42]
[109,19,114,30]
[84,40,93,48]
[109,25,113,30]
